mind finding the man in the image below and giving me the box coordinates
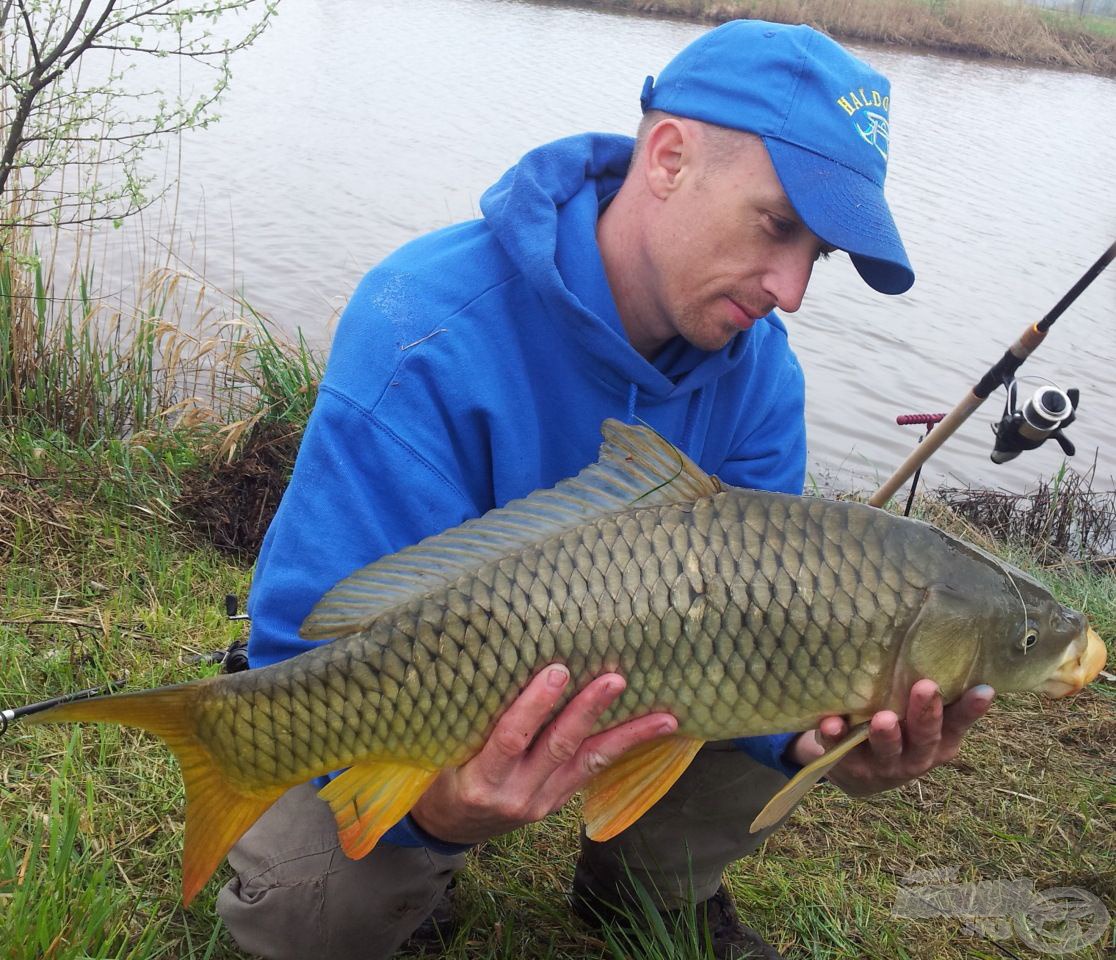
[217,20,995,959]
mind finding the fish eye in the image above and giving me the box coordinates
[1020,629,1039,653]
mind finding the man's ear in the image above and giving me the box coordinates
[641,119,690,200]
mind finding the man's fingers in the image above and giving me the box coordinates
[545,712,678,805]
[529,673,628,775]
[900,680,944,768]
[818,715,847,745]
[867,710,904,760]
[940,684,995,750]
[476,664,570,784]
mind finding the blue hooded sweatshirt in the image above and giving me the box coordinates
[247,133,808,853]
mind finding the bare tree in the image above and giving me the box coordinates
[1,0,276,230]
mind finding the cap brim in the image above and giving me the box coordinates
[763,137,914,295]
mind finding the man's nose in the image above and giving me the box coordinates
[764,251,814,314]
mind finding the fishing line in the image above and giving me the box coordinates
[629,417,687,504]
[1005,571,1029,651]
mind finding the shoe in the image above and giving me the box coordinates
[696,885,784,960]
[571,876,783,960]
[400,878,457,954]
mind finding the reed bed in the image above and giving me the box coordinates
[583,0,1116,75]
[932,466,1116,567]
[0,240,320,447]
[0,228,320,554]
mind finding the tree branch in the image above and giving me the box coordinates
[60,1,120,75]
[34,0,99,83]
[2,0,275,229]
[14,0,41,69]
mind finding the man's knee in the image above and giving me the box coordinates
[217,782,464,960]
[577,743,791,908]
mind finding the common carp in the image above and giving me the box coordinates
[28,421,1107,906]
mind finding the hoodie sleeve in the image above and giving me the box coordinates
[247,370,491,853]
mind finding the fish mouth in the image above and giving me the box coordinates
[1040,627,1108,698]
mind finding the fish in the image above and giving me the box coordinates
[27,420,1107,906]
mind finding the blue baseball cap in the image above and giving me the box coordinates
[641,20,914,295]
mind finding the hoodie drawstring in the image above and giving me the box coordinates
[681,388,707,457]
[626,382,638,424]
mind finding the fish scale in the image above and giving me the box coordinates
[28,420,1105,907]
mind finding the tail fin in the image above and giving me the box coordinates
[28,682,283,906]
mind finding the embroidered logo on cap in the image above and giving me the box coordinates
[856,112,889,160]
[836,88,891,161]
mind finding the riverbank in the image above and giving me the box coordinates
[1,246,1113,957]
[579,0,1116,75]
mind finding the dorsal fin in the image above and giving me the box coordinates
[300,419,720,640]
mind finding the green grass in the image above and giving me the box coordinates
[1043,10,1116,39]
[0,241,321,462]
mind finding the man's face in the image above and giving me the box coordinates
[644,130,832,353]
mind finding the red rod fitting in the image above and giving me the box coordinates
[896,413,947,426]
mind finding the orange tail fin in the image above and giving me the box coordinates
[28,682,283,906]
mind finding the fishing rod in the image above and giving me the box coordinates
[870,240,1116,509]
[0,597,251,739]
[0,678,127,736]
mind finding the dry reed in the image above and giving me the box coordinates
[931,467,1116,566]
[585,0,1116,75]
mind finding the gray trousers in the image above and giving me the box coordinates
[217,741,790,959]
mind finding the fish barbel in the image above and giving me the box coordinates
[29,421,1107,905]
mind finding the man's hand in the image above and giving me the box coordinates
[409,665,677,845]
[788,679,995,797]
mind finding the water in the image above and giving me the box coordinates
[80,0,1116,493]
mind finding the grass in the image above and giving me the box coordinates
[576,0,1116,76]
[0,234,1112,958]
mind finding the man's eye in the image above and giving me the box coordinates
[767,215,795,238]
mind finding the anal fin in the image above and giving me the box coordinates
[749,724,870,833]
[318,759,439,859]
[582,735,704,842]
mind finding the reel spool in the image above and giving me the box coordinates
[991,379,1079,465]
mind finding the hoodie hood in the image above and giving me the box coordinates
[480,133,767,401]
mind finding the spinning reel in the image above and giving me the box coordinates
[990,377,1079,465]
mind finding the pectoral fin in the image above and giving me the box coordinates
[318,760,439,859]
[749,725,870,833]
[582,735,705,842]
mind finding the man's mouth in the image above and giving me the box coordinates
[725,297,761,330]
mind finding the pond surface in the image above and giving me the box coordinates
[82,0,1116,494]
